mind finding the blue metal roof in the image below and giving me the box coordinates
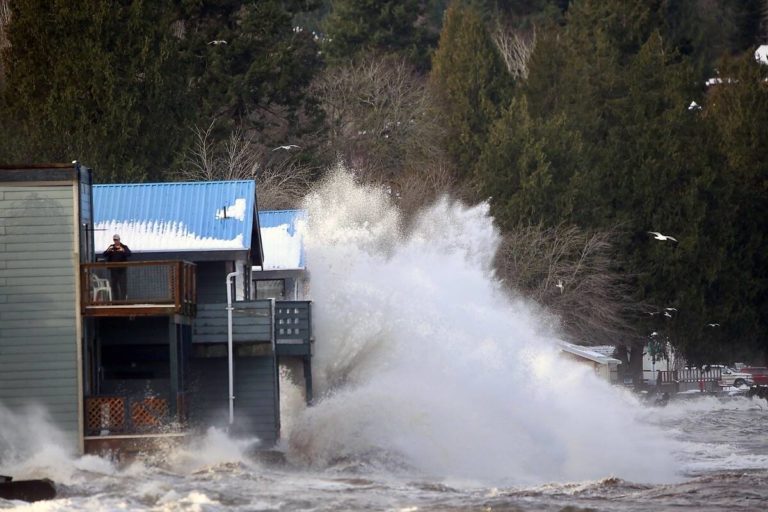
[257,209,306,270]
[93,181,261,261]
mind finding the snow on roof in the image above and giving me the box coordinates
[588,345,619,357]
[93,181,257,253]
[756,45,768,66]
[559,342,621,365]
[256,209,306,270]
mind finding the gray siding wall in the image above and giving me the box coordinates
[0,185,80,442]
[188,356,279,445]
[193,301,272,343]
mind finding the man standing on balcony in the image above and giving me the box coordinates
[103,234,132,300]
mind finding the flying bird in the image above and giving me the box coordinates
[648,231,678,242]
[650,331,659,337]
[707,323,720,327]
[208,40,227,45]
[272,144,300,151]
[664,307,677,312]
[664,311,673,318]
[555,280,564,293]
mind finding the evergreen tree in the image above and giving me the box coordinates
[0,0,188,182]
[322,0,435,69]
[475,97,582,228]
[507,0,745,363]
[176,0,322,141]
[429,2,512,182]
[699,54,768,361]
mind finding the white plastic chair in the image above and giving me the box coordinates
[91,273,113,302]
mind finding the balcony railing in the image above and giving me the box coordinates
[81,261,196,317]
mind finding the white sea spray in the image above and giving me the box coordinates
[285,165,683,485]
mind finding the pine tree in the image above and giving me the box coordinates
[508,0,746,363]
[322,0,435,69]
[177,0,322,139]
[699,54,768,361]
[475,96,582,228]
[1,0,189,181]
[429,2,512,182]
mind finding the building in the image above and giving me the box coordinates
[558,342,621,384]
[0,172,313,455]
[252,209,313,402]
[0,163,94,452]
[253,209,307,301]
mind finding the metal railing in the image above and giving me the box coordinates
[274,301,312,356]
[658,368,723,384]
[81,260,196,316]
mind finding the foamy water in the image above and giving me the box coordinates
[2,166,767,510]
[285,167,681,484]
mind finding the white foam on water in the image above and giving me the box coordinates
[286,165,684,485]
[0,404,118,486]
[161,427,260,474]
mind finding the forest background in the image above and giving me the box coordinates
[1,0,766,378]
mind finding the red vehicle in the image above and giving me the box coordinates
[741,367,768,385]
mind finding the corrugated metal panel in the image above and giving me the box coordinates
[258,209,305,269]
[93,181,257,254]
[0,185,80,441]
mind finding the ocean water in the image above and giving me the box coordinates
[2,167,767,511]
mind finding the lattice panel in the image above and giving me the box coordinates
[130,397,168,428]
[85,397,126,433]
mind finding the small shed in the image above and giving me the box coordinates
[559,342,621,384]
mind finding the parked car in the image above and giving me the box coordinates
[741,367,768,385]
[717,366,754,387]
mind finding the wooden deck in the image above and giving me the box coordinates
[81,260,196,317]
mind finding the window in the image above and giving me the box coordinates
[255,279,285,300]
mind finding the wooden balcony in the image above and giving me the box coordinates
[81,261,196,317]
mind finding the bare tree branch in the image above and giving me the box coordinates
[309,54,449,183]
[0,0,9,46]
[492,22,536,80]
[177,121,312,209]
[0,0,10,81]
[495,222,645,346]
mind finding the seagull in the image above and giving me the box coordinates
[707,323,720,327]
[555,280,564,293]
[272,144,300,151]
[648,231,678,242]
[208,40,227,45]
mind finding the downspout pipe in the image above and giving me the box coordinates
[226,271,240,425]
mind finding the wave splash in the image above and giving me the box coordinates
[285,166,682,485]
